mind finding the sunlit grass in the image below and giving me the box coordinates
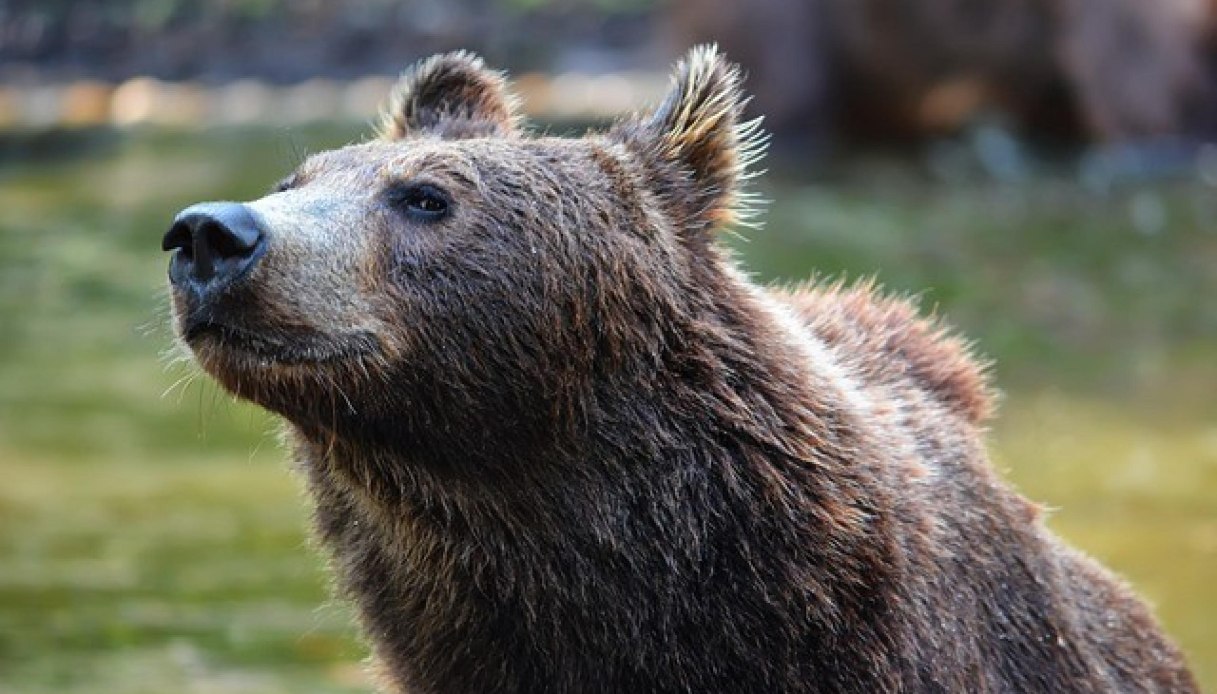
[0,125,1213,691]
[992,391,1217,689]
[0,448,368,693]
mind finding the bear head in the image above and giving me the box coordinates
[163,47,766,471]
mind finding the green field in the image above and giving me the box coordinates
[0,126,1214,692]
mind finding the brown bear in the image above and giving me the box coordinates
[668,0,1217,144]
[162,48,1198,693]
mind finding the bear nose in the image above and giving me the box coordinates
[163,202,266,292]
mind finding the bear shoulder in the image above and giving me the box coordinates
[772,279,995,425]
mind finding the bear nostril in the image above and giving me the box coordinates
[162,220,193,257]
[201,220,258,259]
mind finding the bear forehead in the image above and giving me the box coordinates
[295,136,610,188]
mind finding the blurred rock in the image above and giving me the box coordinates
[111,78,208,127]
[0,71,671,130]
[280,79,343,124]
[21,85,66,128]
[342,76,396,122]
[212,80,276,126]
[0,87,21,129]
[60,81,112,126]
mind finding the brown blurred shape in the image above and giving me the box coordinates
[668,0,1217,144]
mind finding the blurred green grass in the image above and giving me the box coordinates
[0,125,1213,692]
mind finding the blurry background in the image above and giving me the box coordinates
[1,1,1215,692]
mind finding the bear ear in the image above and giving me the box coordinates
[615,45,766,233]
[378,51,520,140]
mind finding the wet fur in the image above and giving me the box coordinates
[168,48,1198,693]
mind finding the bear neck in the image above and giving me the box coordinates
[286,267,900,691]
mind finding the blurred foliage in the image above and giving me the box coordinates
[0,125,1213,691]
[0,0,660,82]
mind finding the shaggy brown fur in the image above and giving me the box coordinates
[164,48,1198,693]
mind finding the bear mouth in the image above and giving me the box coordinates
[182,319,377,366]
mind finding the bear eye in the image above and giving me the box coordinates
[387,183,450,221]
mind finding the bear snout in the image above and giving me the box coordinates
[163,201,267,300]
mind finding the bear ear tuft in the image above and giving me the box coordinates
[616,45,767,233]
[379,51,520,140]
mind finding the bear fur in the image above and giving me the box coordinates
[165,48,1199,693]
[668,0,1217,144]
